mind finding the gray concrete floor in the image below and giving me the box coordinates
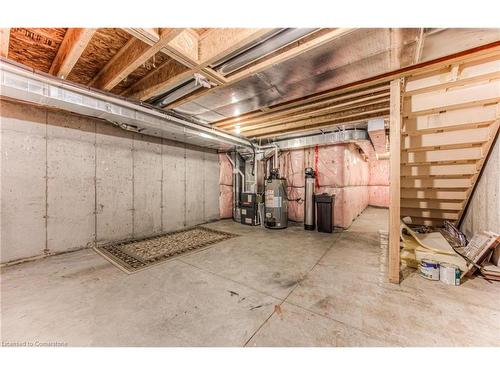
[1,207,499,346]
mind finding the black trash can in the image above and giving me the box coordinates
[315,193,334,233]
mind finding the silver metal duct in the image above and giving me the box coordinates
[213,28,318,75]
[0,59,253,151]
[264,129,369,155]
[149,78,197,107]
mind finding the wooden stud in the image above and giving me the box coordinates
[49,28,96,78]
[389,78,402,284]
[0,28,10,58]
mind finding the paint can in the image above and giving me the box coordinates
[419,259,440,280]
[440,263,461,286]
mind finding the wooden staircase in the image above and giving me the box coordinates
[401,53,500,227]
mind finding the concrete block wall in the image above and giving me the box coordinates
[0,100,220,263]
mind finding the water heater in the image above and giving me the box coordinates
[264,169,288,229]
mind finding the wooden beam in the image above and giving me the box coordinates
[49,28,96,78]
[90,28,183,91]
[168,28,356,108]
[123,28,160,44]
[198,28,274,66]
[243,105,389,137]
[252,116,389,139]
[124,28,273,101]
[228,28,355,82]
[0,28,10,58]
[388,78,402,284]
[238,94,389,133]
[221,90,390,131]
[215,84,390,129]
[204,37,499,130]
[121,59,191,99]
[413,28,425,65]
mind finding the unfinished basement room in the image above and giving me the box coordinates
[1,5,500,368]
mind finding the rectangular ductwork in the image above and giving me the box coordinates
[0,59,254,151]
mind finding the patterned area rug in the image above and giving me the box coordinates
[93,227,238,274]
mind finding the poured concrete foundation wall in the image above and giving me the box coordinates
[0,100,220,263]
[461,135,500,238]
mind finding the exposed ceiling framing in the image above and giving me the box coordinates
[1,27,499,140]
[49,28,96,78]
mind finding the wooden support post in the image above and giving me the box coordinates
[0,28,10,58]
[389,78,402,284]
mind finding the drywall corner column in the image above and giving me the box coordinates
[388,78,402,284]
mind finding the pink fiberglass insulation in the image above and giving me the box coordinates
[354,140,390,208]
[370,158,389,186]
[287,187,305,222]
[368,128,387,154]
[219,184,233,219]
[219,154,233,219]
[275,142,375,228]
[219,154,233,186]
[316,144,345,187]
[369,186,389,207]
[343,143,370,186]
[279,149,306,187]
